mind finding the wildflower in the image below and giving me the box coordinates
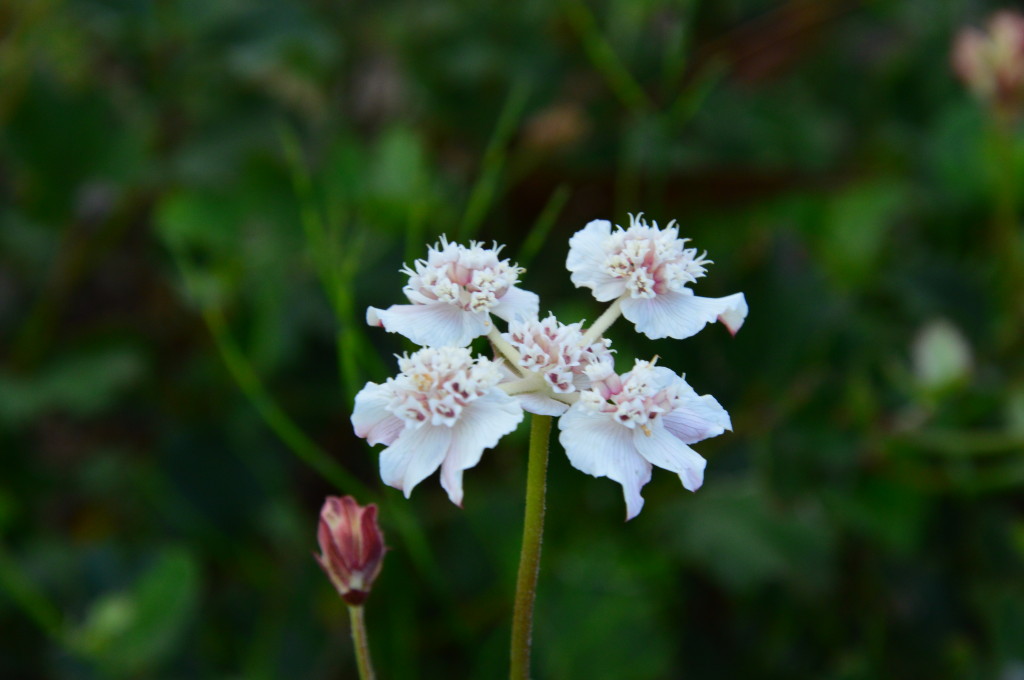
[352,346,523,506]
[500,313,614,416]
[953,10,1024,114]
[367,237,539,347]
[557,360,731,520]
[315,496,386,605]
[566,215,747,340]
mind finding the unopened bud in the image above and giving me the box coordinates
[953,11,1024,115]
[315,496,385,606]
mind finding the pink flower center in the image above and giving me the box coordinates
[581,361,684,432]
[403,237,523,313]
[505,315,613,394]
[385,347,502,427]
[600,215,710,299]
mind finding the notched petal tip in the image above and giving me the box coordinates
[366,307,384,327]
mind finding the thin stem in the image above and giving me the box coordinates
[510,414,552,680]
[500,375,546,396]
[581,298,623,346]
[488,325,523,366]
[348,605,376,680]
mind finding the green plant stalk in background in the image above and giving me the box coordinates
[509,414,552,680]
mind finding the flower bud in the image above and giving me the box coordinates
[315,496,385,606]
[953,11,1024,115]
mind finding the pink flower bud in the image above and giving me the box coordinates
[953,11,1024,114]
[315,496,385,606]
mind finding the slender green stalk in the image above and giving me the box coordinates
[581,298,623,346]
[460,80,532,239]
[0,542,65,643]
[510,414,552,680]
[202,306,372,499]
[562,0,652,113]
[348,604,376,680]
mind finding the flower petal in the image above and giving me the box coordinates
[632,424,707,492]
[379,425,453,497]
[662,394,732,445]
[440,391,523,506]
[559,404,653,520]
[371,302,488,347]
[491,285,540,324]
[566,220,626,302]
[352,382,404,446]
[516,392,569,416]
[620,290,748,340]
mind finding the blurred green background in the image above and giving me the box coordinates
[4,0,1024,677]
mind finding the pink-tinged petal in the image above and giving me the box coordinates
[632,425,707,492]
[559,404,653,520]
[491,285,540,324]
[373,302,489,347]
[366,307,385,327]
[379,425,453,497]
[567,220,626,302]
[662,395,732,445]
[620,290,748,340]
[352,382,403,446]
[440,391,523,506]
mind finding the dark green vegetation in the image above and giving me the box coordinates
[3,0,1024,677]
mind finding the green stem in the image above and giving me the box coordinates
[510,414,552,680]
[581,298,623,346]
[348,604,376,680]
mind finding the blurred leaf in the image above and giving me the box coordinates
[73,547,200,677]
[818,180,906,289]
[659,480,836,593]
[0,347,144,426]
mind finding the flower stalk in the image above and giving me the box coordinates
[348,604,376,680]
[581,298,622,346]
[510,414,552,680]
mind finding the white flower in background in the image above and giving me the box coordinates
[558,359,732,520]
[367,237,539,347]
[351,346,523,506]
[566,215,747,340]
[500,313,614,416]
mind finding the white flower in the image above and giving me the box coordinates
[367,237,540,347]
[557,359,731,520]
[500,313,614,416]
[351,346,523,506]
[566,215,748,340]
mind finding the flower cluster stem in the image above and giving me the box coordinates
[581,298,623,345]
[510,414,552,680]
[348,605,376,680]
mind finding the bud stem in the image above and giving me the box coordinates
[581,298,623,346]
[348,604,376,680]
[510,414,552,680]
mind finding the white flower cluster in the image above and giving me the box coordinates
[353,215,748,519]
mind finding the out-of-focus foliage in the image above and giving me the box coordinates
[3,0,1024,677]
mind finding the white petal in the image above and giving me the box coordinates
[559,405,653,520]
[662,395,732,445]
[620,290,748,340]
[373,302,488,347]
[566,220,626,302]
[516,392,569,416]
[440,391,523,506]
[491,285,540,324]
[379,425,452,497]
[351,382,404,446]
[633,424,707,492]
